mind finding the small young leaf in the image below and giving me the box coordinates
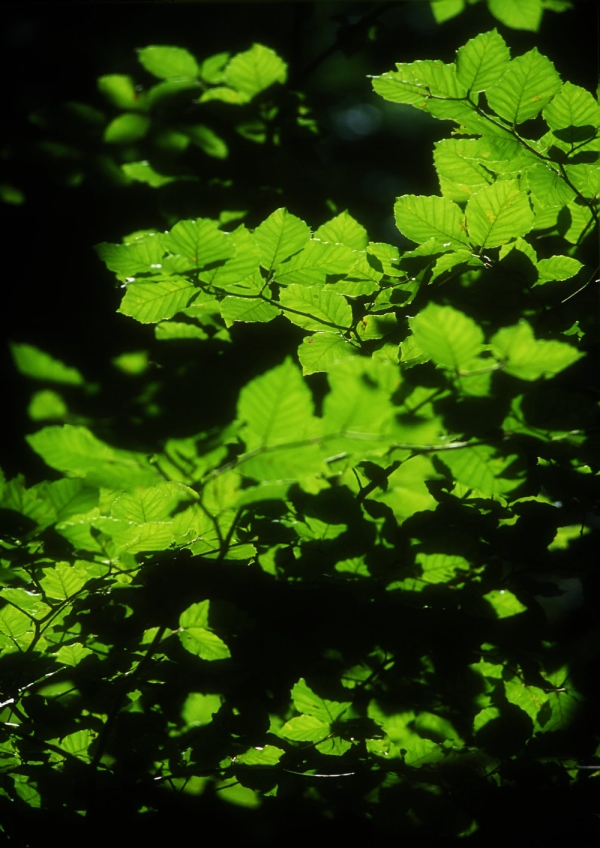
[103,113,150,144]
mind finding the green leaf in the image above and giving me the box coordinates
[466,180,534,247]
[291,678,350,723]
[10,343,84,385]
[122,161,178,188]
[54,729,95,762]
[110,482,183,522]
[297,332,361,375]
[103,113,150,144]
[483,589,527,618]
[118,278,195,324]
[0,606,32,639]
[488,0,542,31]
[198,226,261,289]
[415,552,470,584]
[430,0,465,24]
[314,210,368,250]
[26,425,161,488]
[439,445,523,496]
[54,642,93,667]
[237,357,318,451]
[409,303,484,370]
[274,240,357,286]
[434,139,493,201]
[253,207,311,270]
[155,321,209,340]
[456,29,511,91]
[225,44,287,100]
[137,46,198,79]
[504,678,548,724]
[220,296,279,327]
[535,255,582,285]
[278,715,331,742]
[95,233,165,279]
[235,745,285,766]
[394,195,469,248]
[486,49,561,124]
[186,124,228,159]
[491,320,583,380]
[165,218,234,266]
[279,285,353,331]
[179,601,231,660]
[543,81,600,143]
[28,390,67,421]
[40,562,90,600]
[181,692,222,727]
[315,737,353,756]
[199,52,230,84]
[98,75,141,110]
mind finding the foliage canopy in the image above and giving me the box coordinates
[1,3,599,842]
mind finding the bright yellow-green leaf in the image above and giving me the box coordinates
[118,278,195,324]
[40,562,90,600]
[456,29,511,91]
[409,303,484,370]
[291,678,350,723]
[253,207,311,270]
[225,44,287,99]
[543,81,600,144]
[314,210,368,250]
[486,49,561,123]
[137,46,198,79]
[166,218,234,266]
[466,180,534,247]
[395,195,469,248]
[440,444,523,496]
[488,0,542,31]
[103,113,150,144]
[279,285,352,331]
[181,692,222,727]
[483,589,527,618]
[491,320,583,380]
[220,296,279,327]
[10,343,84,386]
[298,332,360,375]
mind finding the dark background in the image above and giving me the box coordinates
[1,0,598,479]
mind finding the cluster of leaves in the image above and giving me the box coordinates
[430,0,573,31]
[1,25,599,842]
[17,41,314,225]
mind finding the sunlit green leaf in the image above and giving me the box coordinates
[439,444,523,496]
[430,0,465,25]
[488,0,542,32]
[225,44,287,100]
[40,562,90,600]
[137,46,198,79]
[466,180,534,247]
[486,49,561,123]
[122,161,178,187]
[10,343,84,386]
[395,195,469,248]
[54,642,93,667]
[279,285,352,331]
[314,210,368,250]
[220,296,279,327]
[456,29,511,91]
[235,745,285,765]
[26,425,161,488]
[253,207,311,270]
[166,218,234,266]
[535,255,582,285]
[297,332,360,375]
[181,692,222,727]
[98,75,141,110]
[238,357,318,450]
[179,601,231,660]
[543,81,599,143]
[155,321,209,340]
[103,113,150,144]
[291,678,350,723]
[278,714,331,742]
[186,124,228,159]
[491,320,583,380]
[483,589,527,618]
[409,303,484,370]
[118,278,195,324]
[434,139,493,201]
[28,391,66,421]
[274,239,357,286]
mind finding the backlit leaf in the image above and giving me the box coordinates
[491,320,583,380]
[298,332,361,375]
[434,139,493,201]
[409,303,484,370]
[488,0,542,32]
[486,49,561,124]
[278,715,331,742]
[253,207,310,270]
[54,642,93,667]
[40,562,90,600]
[10,344,84,386]
[137,46,198,79]
[165,219,234,266]
[179,601,231,660]
[314,210,368,250]
[181,692,222,727]
[118,278,195,324]
[220,296,279,327]
[456,29,511,91]
[394,195,469,248]
[439,444,523,496]
[225,44,287,100]
[279,285,353,331]
[274,240,357,286]
[543,81,600,143]
[238,357,317,450]
[483,589,527,618]
[291,678,350,722]
[103,113,150,144]
[466,180,534,247]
